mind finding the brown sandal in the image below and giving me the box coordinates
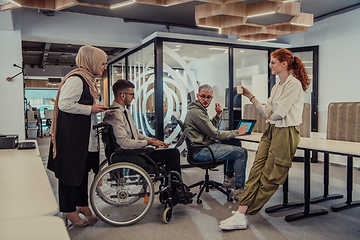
[76,206,98,224]
[62,212,88,228]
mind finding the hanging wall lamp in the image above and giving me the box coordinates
[7,64,24,82]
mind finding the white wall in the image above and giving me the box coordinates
[279,8,360,135]
[0,12,25,139]
[278,8,360,166]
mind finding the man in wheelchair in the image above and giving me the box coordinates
[102,79,195,205]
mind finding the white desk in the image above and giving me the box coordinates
[237,132,360,157]
[0,140,40,158]
[0,216,70,240]
[0,156,58,221]
[236,133,360,221]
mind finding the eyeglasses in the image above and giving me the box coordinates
[199,94,213,100]
[269,61,279,67]
[121,92,135,97]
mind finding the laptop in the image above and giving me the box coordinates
[236,119,257,135]
[157,128,191,150]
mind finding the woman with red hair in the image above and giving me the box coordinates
[219,48,311,230]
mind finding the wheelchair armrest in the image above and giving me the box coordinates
[113,147,154,153]
[112,147,158,168]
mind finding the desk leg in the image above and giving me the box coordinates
[331,156,360,212]
[310,153,343,204]
[37,118,43,138]
[40,119,43,138]
[265,176,304,213]
[285,150,328,222]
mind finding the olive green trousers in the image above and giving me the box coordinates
[238,123,300,215]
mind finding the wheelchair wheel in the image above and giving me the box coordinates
[163,207,172,224]
[99,159,108,171]
[90,162,155,226]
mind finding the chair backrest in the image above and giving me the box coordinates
[327,102,360,142]
[176,119,204,164]
[299,103,311,138]
[243,104,267,133]
[100,123,121,160]
[176,119,226,169]
[176,119,191,148]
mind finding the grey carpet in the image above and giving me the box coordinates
[37,137,360,240]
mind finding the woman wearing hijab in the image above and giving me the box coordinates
[48,45,108,228]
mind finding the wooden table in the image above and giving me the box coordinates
[0,156,58,221]
[236,133,360,221]
[0,216,70,240]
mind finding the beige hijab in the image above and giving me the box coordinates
[50,45,108,157]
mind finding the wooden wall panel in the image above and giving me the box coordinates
[25,80,59,88]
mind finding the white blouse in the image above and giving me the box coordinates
[256,74,304,128]
[58,76,98,152]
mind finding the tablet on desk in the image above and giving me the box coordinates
[236,119,257,135]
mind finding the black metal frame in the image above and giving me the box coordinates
[107,36,319,139]
[154,38,164,141]
[288,46,319,132]
[284,147,360,222]
[228,47,234,130]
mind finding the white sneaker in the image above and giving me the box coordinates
[222,176,235,189]
[219,211,248,230]
[219,210,237,225]
[233,187,244,201]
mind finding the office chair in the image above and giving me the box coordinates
[176,120,232,204]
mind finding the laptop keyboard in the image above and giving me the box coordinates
[17,142,36,150]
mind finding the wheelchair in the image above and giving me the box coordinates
[89,123,193,226]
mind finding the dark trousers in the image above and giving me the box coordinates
[147,148,181,175]
[58,151,99,212]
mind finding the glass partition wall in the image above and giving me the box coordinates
[233,48,269,128]
[108,36,319,144]
[163,42,229,141]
